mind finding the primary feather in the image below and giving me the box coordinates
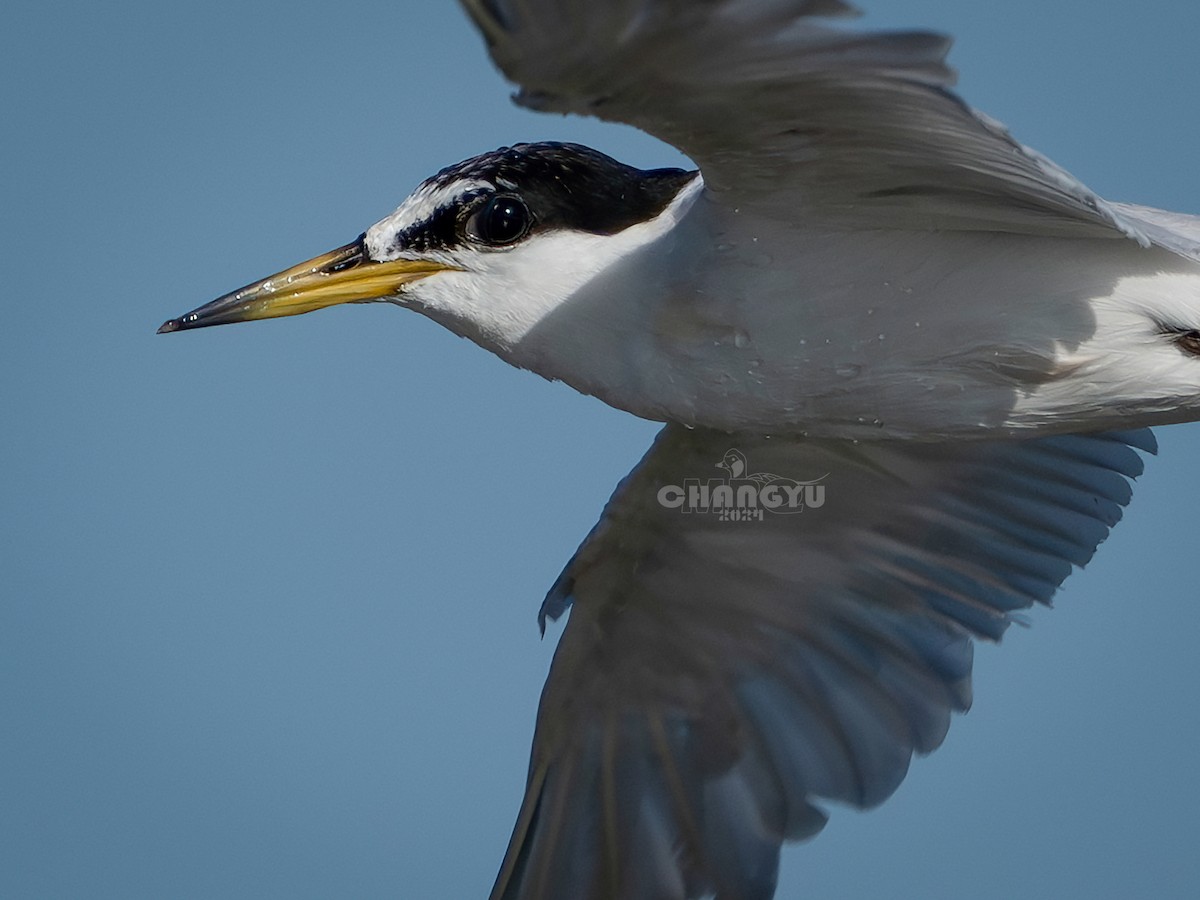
[493,427,1153,900]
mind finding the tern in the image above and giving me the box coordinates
[160,2,1199,898]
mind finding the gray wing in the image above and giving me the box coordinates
[461,0,1151,240]
[1109,203,1200,262]
[492,425,1154,900]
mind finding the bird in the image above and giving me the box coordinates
[717,450,760,482]
[158,2,1200,898]
[712,448,822,521]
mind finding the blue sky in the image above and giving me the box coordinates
[3,1,1199,897]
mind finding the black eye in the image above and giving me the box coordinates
[464,195,532,247]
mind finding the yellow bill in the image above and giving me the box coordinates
[158,238,455,333]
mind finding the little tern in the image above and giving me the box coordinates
[160,2,1198,898]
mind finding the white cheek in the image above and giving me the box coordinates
[416,178,703,349]
[377,176,704,364]
[409,230,632,351]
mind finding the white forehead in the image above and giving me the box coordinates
[364,177,491,259]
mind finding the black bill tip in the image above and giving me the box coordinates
[157,318,183,334]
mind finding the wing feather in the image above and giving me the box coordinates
[492,426,1153,899]
[462,0,1152,240]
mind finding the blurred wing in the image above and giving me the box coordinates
[461,0,1150,240]
[1109,203,1200,262]
[491,425,1154,900]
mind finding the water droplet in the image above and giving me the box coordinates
[798,338,807,345]
[716,242,736,253]
[835,364,862,378]
[733,329,751,349]
[877,333,885,341]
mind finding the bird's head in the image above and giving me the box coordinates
[159,143,697,360]
[716,449,747,478]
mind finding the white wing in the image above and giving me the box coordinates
[491,425,1154,900]
[461,0,1151,240]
